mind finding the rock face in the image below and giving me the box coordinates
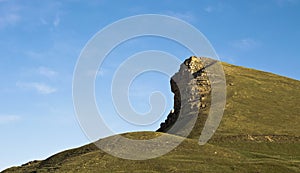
[157,56,212,136]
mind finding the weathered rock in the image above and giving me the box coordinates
[157,56,212,136]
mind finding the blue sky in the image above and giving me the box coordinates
[0,0,300,171]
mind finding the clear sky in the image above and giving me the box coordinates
[0,0,299,171]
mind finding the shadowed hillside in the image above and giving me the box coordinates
[3,58,300,173]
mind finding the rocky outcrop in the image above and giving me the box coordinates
[157,56,213,137]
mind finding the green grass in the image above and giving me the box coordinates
[3,63,300,173]
[5,132,299,173]
[218,63,300,136]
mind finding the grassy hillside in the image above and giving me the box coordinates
[3,63,300,173]
[219,63,300,136]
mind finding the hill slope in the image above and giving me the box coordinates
[3,60,300,173]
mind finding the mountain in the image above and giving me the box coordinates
[3,57,300,173]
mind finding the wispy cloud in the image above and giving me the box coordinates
[0,2,21,29]
[204,6,213,13]
[0,115,21,124]
[20,1,63,28]
[165,11,196,23]
[37,66,58,78]
[203,3,229,13]
[53,14,60,27]
[17,82,57,94]
[0,12,20,29]
[230,38,261,50]
[39,14,60,28]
